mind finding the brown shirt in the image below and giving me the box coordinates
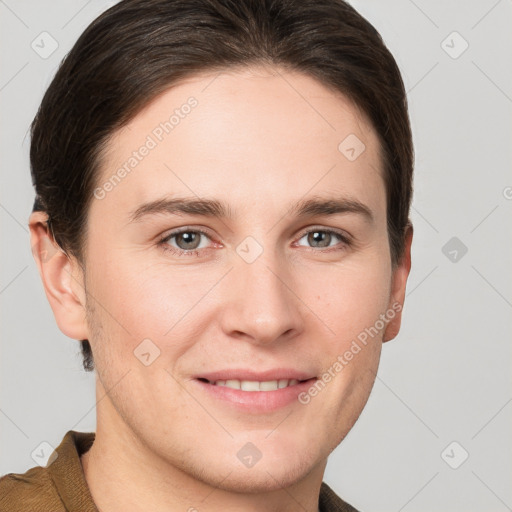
[0,431,360,512]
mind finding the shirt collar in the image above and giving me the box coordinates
[47,430,99,512]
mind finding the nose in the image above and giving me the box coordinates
[218,248,304,346]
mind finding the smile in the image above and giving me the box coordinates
[201,378,302,391]
[193,372,318,413]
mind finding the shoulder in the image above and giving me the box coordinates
[320,481,362,512]
[0,465,64,512]
[0,430,96,512]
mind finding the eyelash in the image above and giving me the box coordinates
[158,226,352,258]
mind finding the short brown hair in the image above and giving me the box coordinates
[30,0,414,372]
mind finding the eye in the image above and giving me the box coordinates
[295,228,351,252]
[158,226,351,258]
[159,228,214,257]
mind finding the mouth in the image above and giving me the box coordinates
[192,370,318,413]
[196,377,309,391]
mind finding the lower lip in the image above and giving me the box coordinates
[193,379,317,413]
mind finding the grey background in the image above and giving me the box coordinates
[1,1,511,511]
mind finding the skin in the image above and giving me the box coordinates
[30,64,413,512]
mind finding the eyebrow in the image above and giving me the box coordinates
[129,195,374,224]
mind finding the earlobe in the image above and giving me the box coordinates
[383,223,413,343]
[29,211,89,340]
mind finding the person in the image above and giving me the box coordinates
[0,0,414,510]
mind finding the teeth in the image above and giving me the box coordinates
[259,380,278,391]
[225,379,241,390]
[278,379,288,389]
[211,379,301,391]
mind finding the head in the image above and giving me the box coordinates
[29,0,413,494]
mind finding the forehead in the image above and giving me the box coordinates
[94,65,385,223]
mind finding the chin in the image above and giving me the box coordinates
[185,444,323,495]
[200,463,315,494]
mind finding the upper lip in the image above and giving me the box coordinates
[195,368,317,382]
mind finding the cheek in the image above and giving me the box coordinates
[85,258,167,346]
[306,255,392,346]
[304,254,390,418]
[86,254,214,367]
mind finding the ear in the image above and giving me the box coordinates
[29,211,89,340]
[383,223,413,343]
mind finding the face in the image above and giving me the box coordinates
[78,65,405,492]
